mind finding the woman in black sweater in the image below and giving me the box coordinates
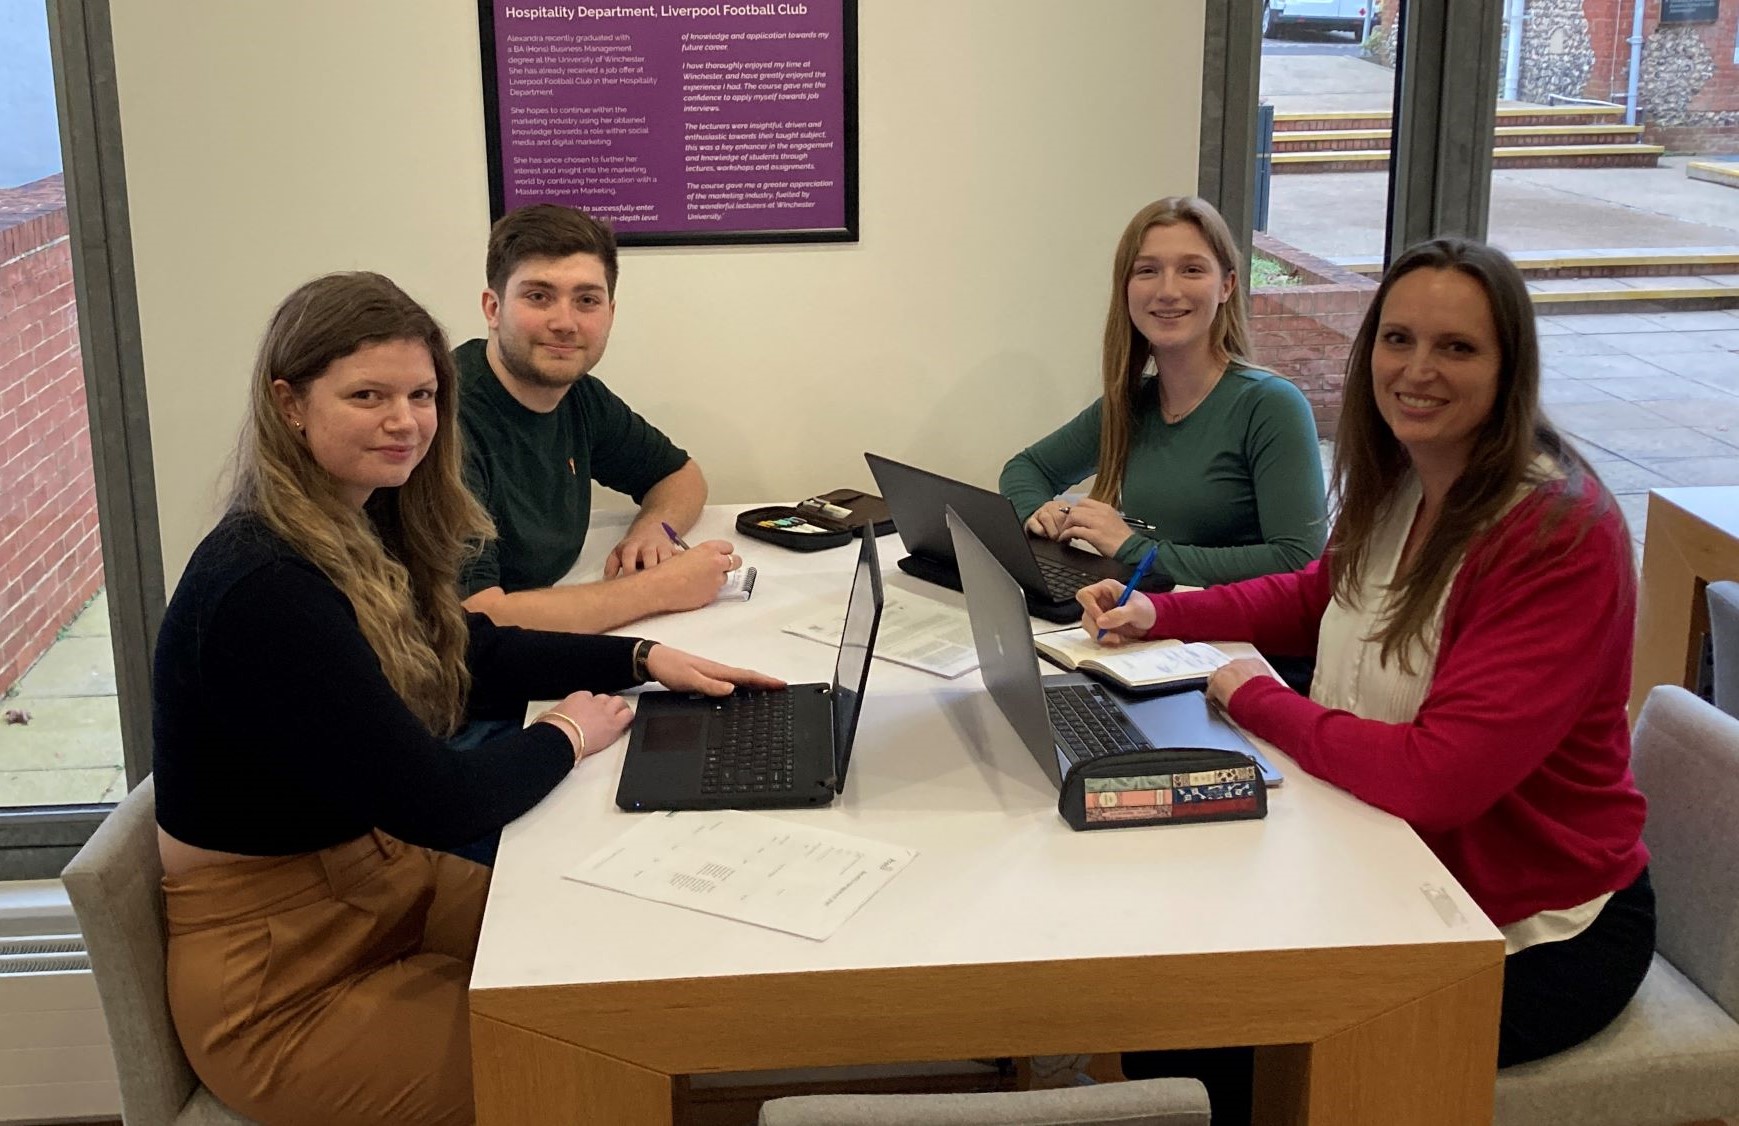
[152,272,778,1126]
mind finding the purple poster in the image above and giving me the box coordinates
[482,1,857,244]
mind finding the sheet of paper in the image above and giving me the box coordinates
[567,811,917,941]
[784,592,979,678]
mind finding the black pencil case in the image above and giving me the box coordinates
[735,490,895,552]
[1059,747,1267,831]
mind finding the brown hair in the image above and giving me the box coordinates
[1091,196,1257,505]
[231,272,493,735]
[1327,237,1620,671]
[486,204,619,297]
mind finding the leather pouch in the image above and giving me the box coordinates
[736,490,895,552]
[1059,747,1268,831]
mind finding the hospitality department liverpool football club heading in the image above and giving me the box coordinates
[504,5,813,17]
[485,0,854,243]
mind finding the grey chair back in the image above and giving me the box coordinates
[758,1077,1211,1125]
[60,776,204,1126]
[1705,581,1739,717]
[1632,686,1739,1019]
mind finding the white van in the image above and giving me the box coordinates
[1262,0,1376,38]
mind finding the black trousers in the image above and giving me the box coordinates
[1124,867,1656,1123]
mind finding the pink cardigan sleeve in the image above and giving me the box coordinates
[1222,492,1633,833]
[1143,557,1334,657]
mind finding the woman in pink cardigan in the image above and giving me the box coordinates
[1087,237,1652,1071]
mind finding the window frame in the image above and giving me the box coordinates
[1200,0,1506,273]
[0,0,162,880]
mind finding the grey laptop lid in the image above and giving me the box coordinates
[946,506,1069,787]
[947,506,1282,789]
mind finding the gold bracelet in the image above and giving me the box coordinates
[536,710,587,760]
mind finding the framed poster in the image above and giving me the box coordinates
[1659,0,1718,24]
[480,1,858,246]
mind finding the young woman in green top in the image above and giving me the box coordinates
[1000,197,1327,588]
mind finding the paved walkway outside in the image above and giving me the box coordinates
[1270,159,1739,262]
[5,309,1739,807]
[0,590,123,807]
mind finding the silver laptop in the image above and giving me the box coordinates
[946,506,1281,789]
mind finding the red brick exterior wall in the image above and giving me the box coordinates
[1582,0,1739,147]
[1250,233,1380,442]
[0,175,103,695]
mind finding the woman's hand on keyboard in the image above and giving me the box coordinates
[1025,499,1071,539]
[644,644,788,697]
[1077,578,1156,646]
[1057,499,1135,557]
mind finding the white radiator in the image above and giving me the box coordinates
[0,885,119,1124]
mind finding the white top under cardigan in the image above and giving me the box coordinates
[1309,466,1610,955]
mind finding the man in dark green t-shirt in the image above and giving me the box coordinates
[459,205,740,633]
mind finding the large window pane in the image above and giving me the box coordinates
[1486,0,1739,552]
[1255,0,1403,444]
[0,3,122,812]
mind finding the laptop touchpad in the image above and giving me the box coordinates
[643,713,708,749]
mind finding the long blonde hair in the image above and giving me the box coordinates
[231,272,492,735]
[1092,196,1258,505]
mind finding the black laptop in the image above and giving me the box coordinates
[865,452,1173,624]
[615,531,884,812]
[946,506,1281,789]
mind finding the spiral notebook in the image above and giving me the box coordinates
[716,566,757,603]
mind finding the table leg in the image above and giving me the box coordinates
[473,1013,676,1125]
[1632,497,1704,720]
[1249,962,1502,1126]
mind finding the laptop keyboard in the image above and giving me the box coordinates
[701,692,798,795]
[1045,683,1154,764]
[1034,556,1101,602]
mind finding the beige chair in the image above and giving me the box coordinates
[60,776,256,1125]
[757,1077,1211,1125]
[1494,686,1739,1126]
[1705,581,1739,718]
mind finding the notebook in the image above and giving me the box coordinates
[716,566,757,602]
[947,506,1281,788]
[1034,629,1231,694]
[615,532,884,812]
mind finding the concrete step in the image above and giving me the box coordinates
[1330,249,1739,279]
[1688,160,1739,189]
[1272,143,1664,173]
[1274,105,1627,133]
[1272,123,1645,154]
[1527,275,1739,313]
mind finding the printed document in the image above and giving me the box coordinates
[567,811,917,941]
[785,591,978,678]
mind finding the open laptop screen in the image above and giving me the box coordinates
[830,531,883,782]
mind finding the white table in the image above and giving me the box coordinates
[469,506,1504,1125]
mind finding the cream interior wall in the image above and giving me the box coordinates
[110,0,1202,585]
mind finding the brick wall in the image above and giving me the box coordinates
[1250,233,1379,442]
[1582,0,1739,148]
[0,175,103,695]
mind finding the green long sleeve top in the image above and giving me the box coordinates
[999,365,1328,587]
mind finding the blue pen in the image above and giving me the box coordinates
[1099,543,1160,640]
[660,521,690,550]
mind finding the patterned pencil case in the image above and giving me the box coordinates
[1059,747,1268,832]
